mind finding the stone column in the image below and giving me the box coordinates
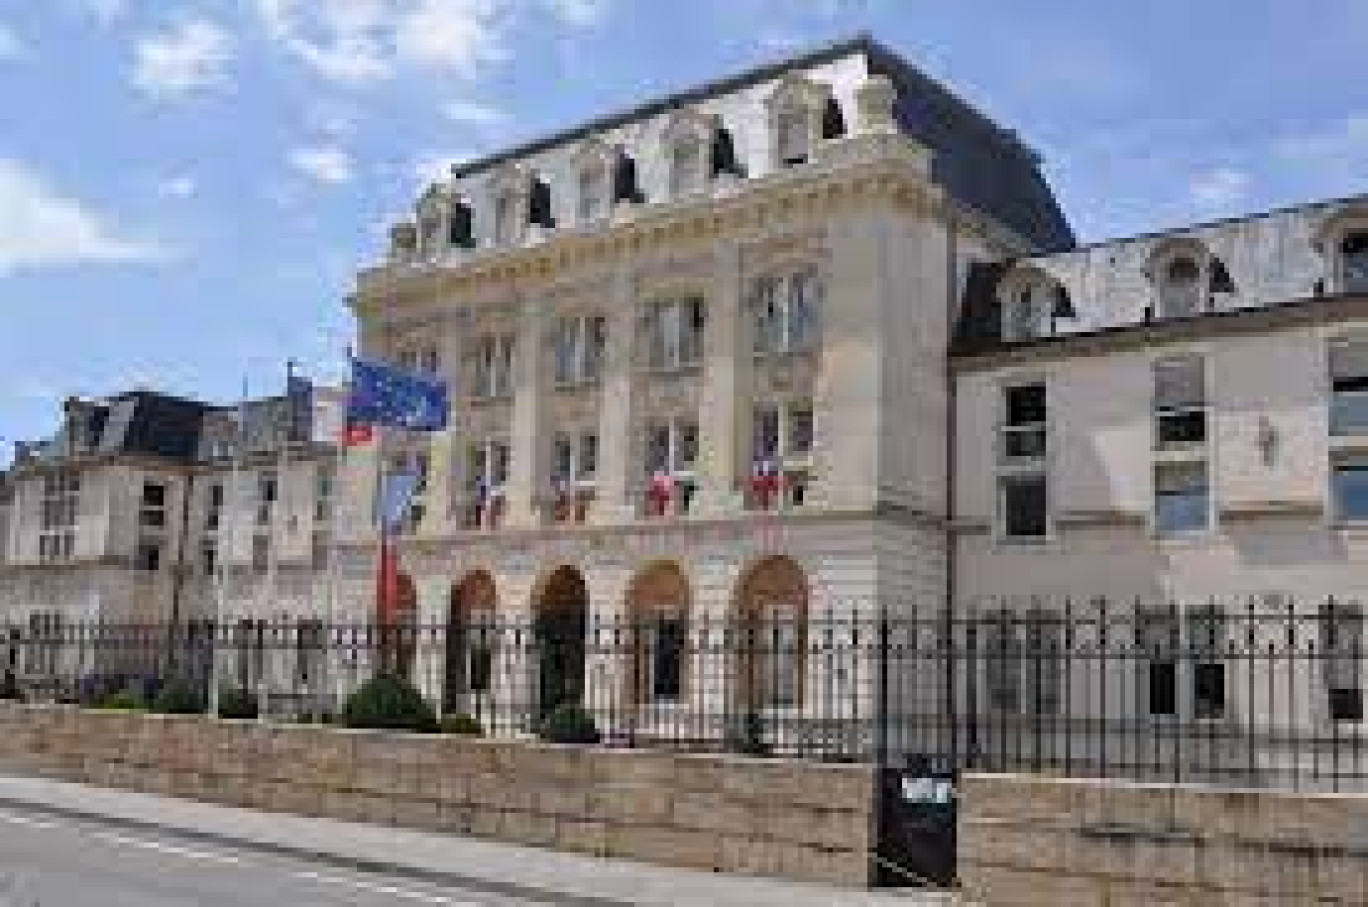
[594,263,636,523]
[698,240,742,514]
[506,296,544,528]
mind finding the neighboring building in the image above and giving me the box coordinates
[0,385,345,699]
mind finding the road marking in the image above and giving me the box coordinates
[88,830,245,865]
[291,869,483,905]
[0,812,58,830]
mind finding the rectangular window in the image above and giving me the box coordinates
[788,405,814,456]
[474,334,515,398]
[1333,454,1368,523]
[206,483,223,530]
[135,540,161,572]
[1001,383,1047,463]
[1154,356,1207,450]
[251,535,270,574]
[647,297,704,370]
[753,277,782,355]
[552,432,574,483]
[579,433,598,480]
[310,531,330,571]
[1187,605,1226,720]
[201,540,217,577]
[139,481,167,528]
[1330,340,1368,436]
[753,405,781,460]
[1136,609,1179,717]
[1155,460,1210,534]
[787,270,818,351]
[1000,473,1048,539]
[1321,602,1365,722]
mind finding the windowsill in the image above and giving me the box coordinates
[1151,528,1217,545]
[642,362,703,378]
[993,534,1054,549]
[752,346,817,362]
[469,393,514,406]
[552,377,601,393]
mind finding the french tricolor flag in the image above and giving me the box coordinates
[751,457,782,507]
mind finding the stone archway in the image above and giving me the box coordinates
[444,570,497,714]
[534,566,588,717]
[625,561,690,706]
[733,555,810,713]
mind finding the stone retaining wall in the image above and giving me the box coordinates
[0,704,876,887]
[961,772,1368,904]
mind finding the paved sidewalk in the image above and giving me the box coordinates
[0,775,956,906]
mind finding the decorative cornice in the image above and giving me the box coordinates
[350,135,942,316]
[952,292,1368,375]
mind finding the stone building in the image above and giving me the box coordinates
[334,34,1070,735]
[0,385,346,698]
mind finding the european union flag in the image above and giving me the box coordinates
[347,358,449,432]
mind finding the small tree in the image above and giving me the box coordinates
[536,703,600,745]
[216,686,259,720]
[438,713,484,737]
[151,676,206,715]
[341,672,438,733]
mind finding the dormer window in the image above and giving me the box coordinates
[448,199,474,249]
[1005,288,1041,342]
[1343,233,1368,294]
[578,163,608,224]
[765,74,833,169]
[1146,240,1235,318]
[671,137,706,197]
[775,106,809,166]
[493,191,519,245]
[1161,257,1202,318]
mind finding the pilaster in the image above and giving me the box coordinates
[594,263,636,523]
[698,240,742,513]
[506,296,544,527]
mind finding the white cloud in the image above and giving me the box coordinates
[409,150,474,185]
[256,0,509,85]
[289,146,355,184]
[0,23,27,60]
[133,18,234,99]
[157,175,197,199]
[1189,167,1249,210]
[545,0,608,26]
[442,99,509,128]
[0,158,171,276]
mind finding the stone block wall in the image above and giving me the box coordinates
[0,703,877,887]
[961,772,1368,905]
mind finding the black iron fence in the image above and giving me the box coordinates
[4,598,1368,790]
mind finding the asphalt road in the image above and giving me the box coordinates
[0,807,550,907]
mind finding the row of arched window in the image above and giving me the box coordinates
[1001,226,1368,343]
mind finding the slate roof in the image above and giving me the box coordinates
[446,33,1074,253]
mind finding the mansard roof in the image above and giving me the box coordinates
[444,33,1074,252]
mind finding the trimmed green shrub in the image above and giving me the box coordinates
[341,672,437,733]
[726,713,772,757]
[151,677,206,715]
[216,686,259,720]
[92,688,146,711]
[535,703,600,745]
[437,713,484,737]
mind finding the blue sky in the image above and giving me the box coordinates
[2,0,1367,463]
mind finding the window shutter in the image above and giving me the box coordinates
[1154,356,1206,409]
[820,96,846,139]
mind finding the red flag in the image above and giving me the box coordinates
[375,535,400,624]
[342,421,374,447]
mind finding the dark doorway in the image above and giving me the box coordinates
[444,571,496,714]
[535,566,588,717]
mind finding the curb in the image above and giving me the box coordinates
[0,791,631,907]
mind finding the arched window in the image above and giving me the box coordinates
[670,136,706,197]
[734,556,809,712]
[1161,256,1203,317]
[775,105,809,166]
[1004,286,1040,342]
[1342,232,1368,294]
